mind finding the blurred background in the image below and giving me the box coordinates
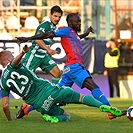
[0,0,133,40]
[0,0,133,98]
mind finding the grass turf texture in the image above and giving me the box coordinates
[0,98,133,133]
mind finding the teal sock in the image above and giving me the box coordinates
[82,95,103,107]
[52,77,60,84]
[69,91,103,108]
[55,115,69,122]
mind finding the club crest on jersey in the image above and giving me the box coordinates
[49,60,55,65]
[39,27,45,33]
[63,67,70,74]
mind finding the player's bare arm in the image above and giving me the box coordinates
[79,26,94,39]
[2,96,12,121]
[12,45,30,67]
[35,40,57,57]
[16,32,55,42]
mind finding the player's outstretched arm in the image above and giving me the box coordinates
[15,37,29,43]
[79,26,94,39]
[12,45,30,67]
[16,31,55,42]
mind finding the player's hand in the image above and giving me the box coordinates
[47,49,57,57]
[87,26,94,33]
[16,37,29,43]
[22,45,31,54]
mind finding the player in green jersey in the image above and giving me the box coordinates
[0,45,122,123]
[16,5,63,118]
[24,5,63,82]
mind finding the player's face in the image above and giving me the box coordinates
[50,12,62,25]
[71,15,81,32]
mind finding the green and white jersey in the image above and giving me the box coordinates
[29,20,57,57]
[0,61,58,104]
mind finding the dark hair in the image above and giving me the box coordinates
[66,13,77,22]
[50,5,63,15]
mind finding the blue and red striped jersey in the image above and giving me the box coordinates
[53,27,83,66]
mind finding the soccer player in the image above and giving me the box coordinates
[16,13,126,119]
[15,5,63,118]
[0,45,122,123]
[24,5,63,83]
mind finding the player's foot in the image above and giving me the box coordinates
[108,110,127,120]
[16,103,29,118]
[43,114,59,123]
[99,105,122,117]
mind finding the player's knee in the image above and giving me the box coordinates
[63,87,73,96]
[57,70,62,78]
[83,78,99,91]
[52,70,62,78]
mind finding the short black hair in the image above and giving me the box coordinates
[50,5,63,15]
[66,13,76,22]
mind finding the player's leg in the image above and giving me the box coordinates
[59,88,122,117]
[64,64,110,105]
[42,106,70,123]
[83,78,110,105]
[40,54,62,84]
[49,65,62,84]
[62,88,105,108]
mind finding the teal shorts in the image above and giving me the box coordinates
[24,52,57,73]
[31,86,75,116]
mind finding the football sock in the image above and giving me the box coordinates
[91,88,110,106]
[28,105,35,112]
[82,95,103,107]
[70,91,102,107]
[55,115,69,122]
[52,77,60,84]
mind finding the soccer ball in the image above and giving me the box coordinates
[127,106,133,121]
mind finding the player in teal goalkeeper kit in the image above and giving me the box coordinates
[0,45,122,123]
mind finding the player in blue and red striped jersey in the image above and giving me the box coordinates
[16,13,126,119]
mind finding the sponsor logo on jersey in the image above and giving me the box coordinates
[41,95,54,111]
[49,60,55,65]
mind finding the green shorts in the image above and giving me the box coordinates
[24,52,57,73]
[30,86,75,116]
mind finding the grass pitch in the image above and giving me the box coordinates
[0,98,133,133]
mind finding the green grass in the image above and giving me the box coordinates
[0,98,133,133]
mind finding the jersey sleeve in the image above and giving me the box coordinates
[53,27,70,37]
[10,60,23,69]
[36,21,51,34]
